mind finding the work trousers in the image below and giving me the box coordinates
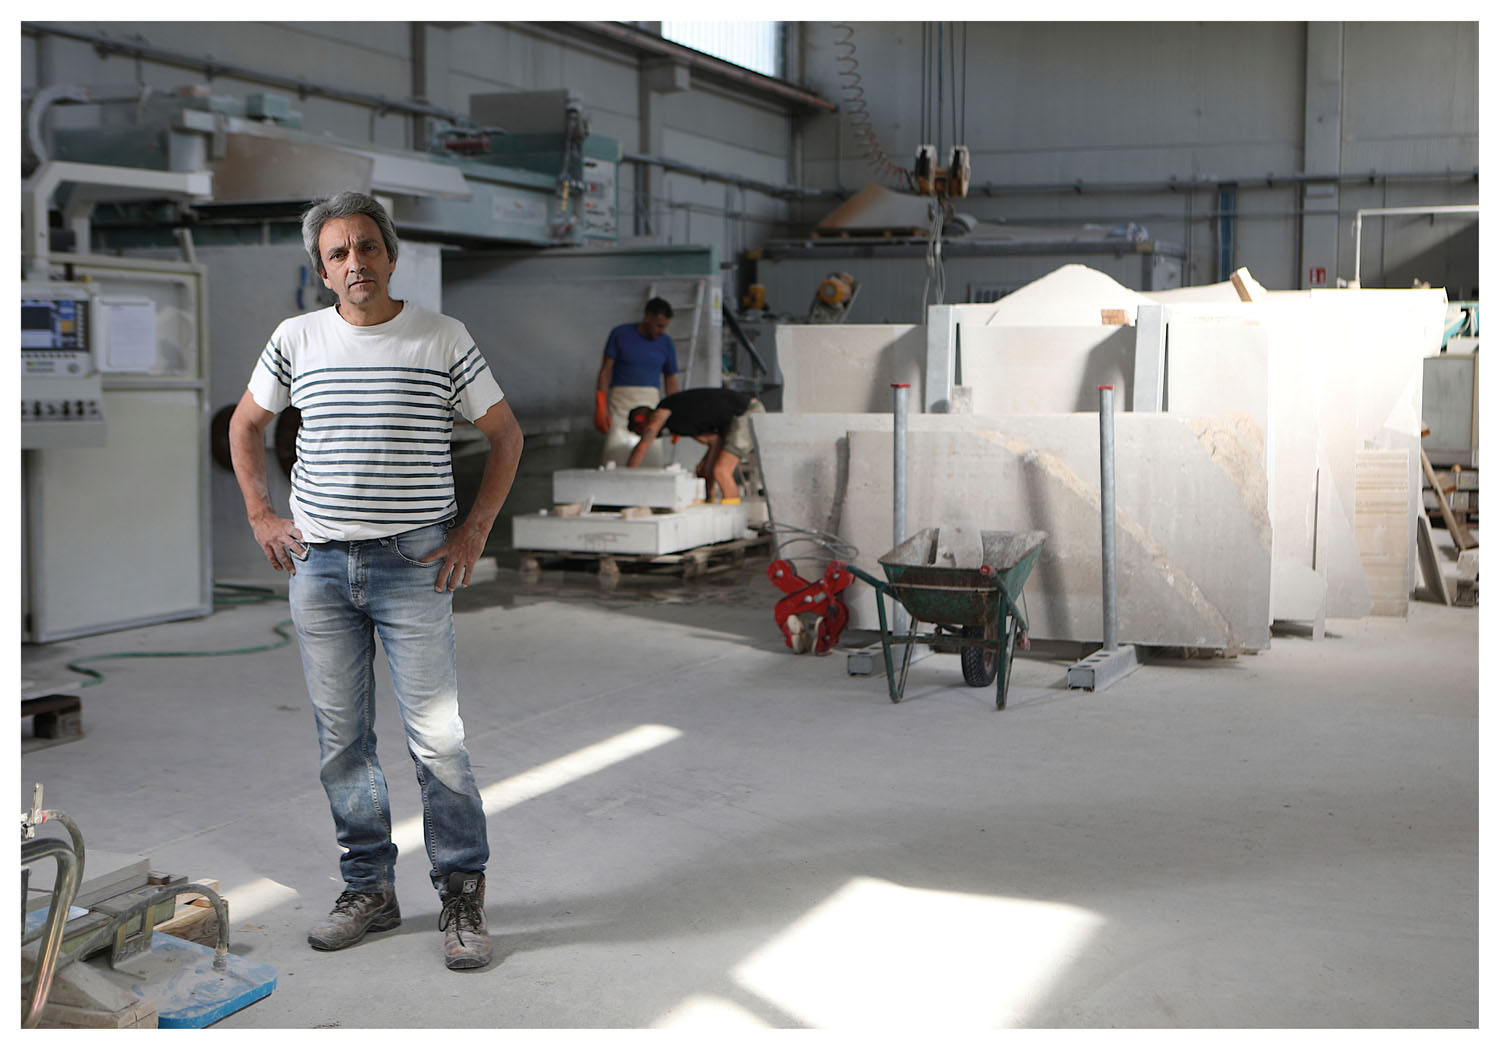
[288,521,489,892]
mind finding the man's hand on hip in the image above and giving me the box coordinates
[421,521,488,591]
[250,512,306,574]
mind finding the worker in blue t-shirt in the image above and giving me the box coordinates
[595,297,679,465]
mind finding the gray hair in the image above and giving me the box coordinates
[301,191,399,275]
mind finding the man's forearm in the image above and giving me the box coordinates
[461,430,522,539]
[228,416,276,522]
[625,432,655,468]
[458,401,525,541]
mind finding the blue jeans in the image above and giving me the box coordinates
[288,521,488,892]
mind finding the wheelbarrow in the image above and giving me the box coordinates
[848,526,1048,709]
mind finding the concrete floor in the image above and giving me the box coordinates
[19,550,1479,1029]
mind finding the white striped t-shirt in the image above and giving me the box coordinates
[247,302,504,543]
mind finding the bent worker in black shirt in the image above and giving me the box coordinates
[625,387,764,504]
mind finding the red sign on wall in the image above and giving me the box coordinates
[1309,266,1328,286]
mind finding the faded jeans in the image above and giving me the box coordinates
[288,521,488,892]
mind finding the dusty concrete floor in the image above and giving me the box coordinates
[19,550,1480,1029]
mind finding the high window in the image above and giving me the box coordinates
[660,21,782,78]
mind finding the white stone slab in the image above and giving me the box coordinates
[750,412,889,577]
[1145,285,1442,620]
[841,416,1272,650]
[776,324,926,413]
[512,502,748,555]
[552,465,704,509]
[958,325,1135,413]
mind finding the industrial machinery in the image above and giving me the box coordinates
[809,271,861,323]
[31,85,620,251]
[913,144,971,199]
[19,253,214,643]
[21,785,275,1028]
[21,285,106,450]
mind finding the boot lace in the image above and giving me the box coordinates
[440,890,482,944]
[331,889,380,915]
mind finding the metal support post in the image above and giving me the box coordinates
[891,382,910,638]
[1067,385,1140,690]
[1099,385,1118,651]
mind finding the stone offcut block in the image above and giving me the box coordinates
[552,466,705,510]
[513,502,748,555]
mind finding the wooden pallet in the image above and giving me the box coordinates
[517,532,772,586]
[23,693,83,745]
[811,227,928,241]
[153,878,222,947]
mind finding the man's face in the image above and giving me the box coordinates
[639,312,671,340]
[318,214,396,309]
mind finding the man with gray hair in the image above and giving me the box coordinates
[228,191,523,970]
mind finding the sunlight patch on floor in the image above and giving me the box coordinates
[724,876,1103,1028]
[651,994,773,1029]
[214,876,299,922]
[390,724,683,857]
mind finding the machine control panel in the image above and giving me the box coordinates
[21,285,107,449]
[22,290,93,376]
[22,393,104,422]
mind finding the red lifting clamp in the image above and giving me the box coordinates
[768,558,854,655]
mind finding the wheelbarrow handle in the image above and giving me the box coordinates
[846,564,889,593]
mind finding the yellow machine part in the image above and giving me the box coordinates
[818,273,855,306]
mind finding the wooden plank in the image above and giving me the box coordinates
[1230,266,1263,302]
[153,879,221,947]
[1420,446,1477,549]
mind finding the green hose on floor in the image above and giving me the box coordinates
[64,583,295,688]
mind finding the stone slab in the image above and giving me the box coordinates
[776,324,926,413]
[750,412,889,578]
[840,416,1272,650]
[957,325,1134,413]
[552,465,704,509]
[511,503,748,555]
[1354,449,1412,617]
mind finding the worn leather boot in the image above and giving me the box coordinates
[308,888,401,951]
[439,870,492,970]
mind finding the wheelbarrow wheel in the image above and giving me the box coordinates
[959,623,998,687]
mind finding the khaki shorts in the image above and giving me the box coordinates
[722,398,765,461]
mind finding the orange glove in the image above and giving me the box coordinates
[593,390,610,434]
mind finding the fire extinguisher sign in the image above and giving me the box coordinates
[1309,266,1327,286]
